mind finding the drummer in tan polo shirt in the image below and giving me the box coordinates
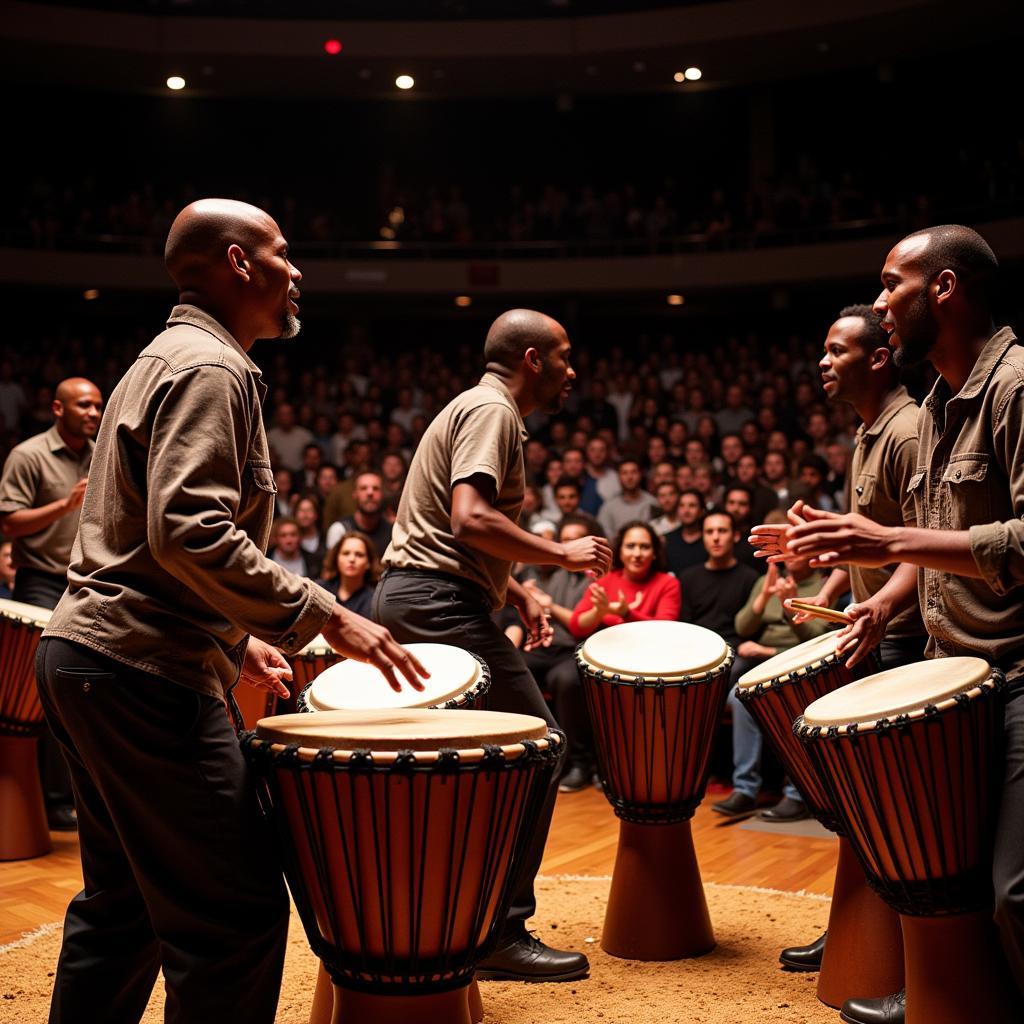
[775,226,1024,1024]
[375,308,611,983]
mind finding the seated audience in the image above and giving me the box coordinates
[317,530,380,620]
[269,517,317,578]
[598,460,659,537]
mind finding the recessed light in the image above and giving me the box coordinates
[455,295,472,308]
[684,67,702,81]
[395,74,415,90]
[82,289,100,301]
[667,294,685,306]
[323,39,342,55]
[673,71,686,83]
[166,76,186,91]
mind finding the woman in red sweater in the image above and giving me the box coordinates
[570,520,681,639]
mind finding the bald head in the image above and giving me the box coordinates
[164,198,278,290]
[483,309,563,371]
[897,224,999,311]
[53,377,102,441]
[55,377,99,406]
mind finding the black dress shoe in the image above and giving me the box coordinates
[558,763,592,793]
[476,931,589,982]
[711,791,757,817]
[47,805,78,832]
[839,989,906,1024]
[760,796,810,822]
[779,930,827,971]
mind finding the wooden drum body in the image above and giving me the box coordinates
[797,658,1019,1024]
[736,633,903,1007]
[0,599,53,860]
[243,709,561,1024]
[298,643,490,716]
[577,620,733,961]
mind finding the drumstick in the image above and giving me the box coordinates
[787,600,852,625]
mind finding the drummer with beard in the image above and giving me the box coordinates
[757,225,1024,1024]
[375,308,612,982]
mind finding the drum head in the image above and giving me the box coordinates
[307,642,481,711]
[0,598,52,628]
[255,707,548,749]
[295,633,333,658]
[737,631,841,690]
[802,657,991,727]
[580,620,728,679]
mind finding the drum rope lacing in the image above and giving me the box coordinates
[796,670,1006,917]
[241,728,563,993]
[0,618,47,737]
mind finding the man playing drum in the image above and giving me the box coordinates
[375,308,612,982]
[768,226,1024,1024]
[36,199,426,1024]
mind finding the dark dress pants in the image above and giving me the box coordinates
[994,683,1024,999]
[374,570,561,936]
[36,637,289,1024]
[13,569,75,810]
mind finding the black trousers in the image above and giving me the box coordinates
[374,570,561,935]
[994,683,1024,998]
[523,644,593,769]
[36,637,289,1024]
[14,568,75,809]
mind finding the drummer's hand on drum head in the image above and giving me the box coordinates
[241,636,293,700]
[559,535,612,576]
[322,605,429,693]
[836,597,890,669]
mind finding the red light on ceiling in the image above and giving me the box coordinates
[323,39,342,55]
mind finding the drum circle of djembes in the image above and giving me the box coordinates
[242,708,562,1024]
[735,631,904,1008]
[797,657,1019,1024]
[576,619,734,960]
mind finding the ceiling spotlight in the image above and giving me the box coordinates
[395,74,415,90]
[673,71,685,83]
[667,294,685,306]
[166,75,186,91]
[82,288,100,301]
[684,67,702,81]
[323,39,342,55]
[455,295,472,308]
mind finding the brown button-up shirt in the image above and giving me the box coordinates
[0,425,93,576]
[383,372,527,610]
[846,385,926,639]
[44,305,336,699]
[909,326,1024,681]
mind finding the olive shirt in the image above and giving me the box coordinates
[910,326,1024,681]
[44,305,336,700]
[382,372,527,611]
[735,570,830,651]
[845,385,926,639]
[0,425,93,576]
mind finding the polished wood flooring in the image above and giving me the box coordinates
[0,783,838,947]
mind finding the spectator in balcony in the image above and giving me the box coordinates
[325,469,393,557]
[266,401,313,473]
[316,531,380,621]
[598,459,659,537]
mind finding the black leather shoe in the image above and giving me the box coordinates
[558,763,592,793]
[476,931,589,982]
[711,791,757,817]
[47,804,78,832]
[779,930,827,971]
[760,796,810,822]
[839,989,906,1024]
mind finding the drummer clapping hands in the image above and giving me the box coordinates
[242,636,294,700]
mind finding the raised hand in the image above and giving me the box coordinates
[560,536,613,576]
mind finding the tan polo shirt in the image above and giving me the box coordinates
[909,326,1024,681]
[845,385,926,638]
[44,304,335,699]
[0,425,93,576]
[383,372,527,610]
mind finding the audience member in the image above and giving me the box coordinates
[664,489,707,576]
[316,531,380,620]
[598,460,659,537]
[651,481,681,535]
[269,517,317,578]
[325,469,394,556]
[266,402,313,473]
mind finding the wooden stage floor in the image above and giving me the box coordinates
[0,782,838,947]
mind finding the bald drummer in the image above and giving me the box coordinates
[375,309,612,982]
[37,199,426,1024]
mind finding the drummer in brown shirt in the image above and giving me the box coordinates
[36,199,425,1024]
[780,226,1024,1023]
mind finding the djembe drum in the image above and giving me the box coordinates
[797,658,1019,1024]
[576,619,733,960]
[243,709,562,1024]
[0,599,53,860]
[286,634,339,715]
[299,643,490,714]
[736,632,903,1007]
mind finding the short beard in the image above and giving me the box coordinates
[279,314,302,340]
[891,292,937,369]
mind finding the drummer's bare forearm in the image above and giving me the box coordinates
[867,561,919,616]
[451,486,563,566]
[0,500,73,538]
[819,569,851,605]
[889,528,983,577]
